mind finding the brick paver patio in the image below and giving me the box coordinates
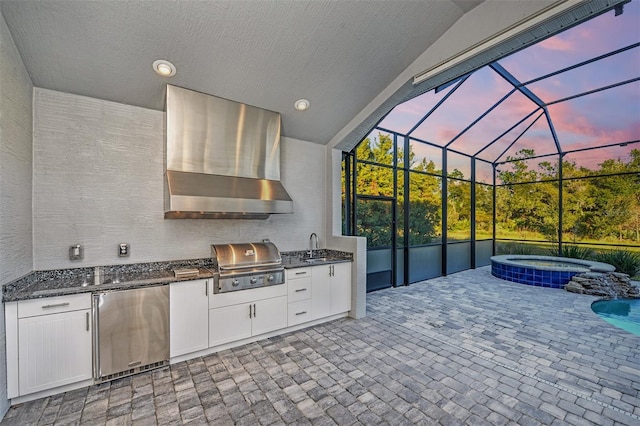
[3,266,639,425]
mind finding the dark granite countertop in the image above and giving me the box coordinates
[3,249,353,302]
[281,249,353,269]
[3,259,217,302]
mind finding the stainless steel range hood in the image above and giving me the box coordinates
[164,85,293,219]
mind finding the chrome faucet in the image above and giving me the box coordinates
[309,233,319,258]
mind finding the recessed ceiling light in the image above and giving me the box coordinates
[294,99,310,111]
[152,59,176,77]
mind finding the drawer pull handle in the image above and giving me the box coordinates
[86,312,89,331]
[42,302,70,309]
[295,272,306,275]
[296,311,307,316]
[295,288,307,292]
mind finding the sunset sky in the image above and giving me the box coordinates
[375,0,640,182]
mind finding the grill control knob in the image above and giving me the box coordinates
[232,279,239,286]
[267,275,274,282]
[250,277,258,284]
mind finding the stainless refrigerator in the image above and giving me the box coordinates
[93,285,169,381]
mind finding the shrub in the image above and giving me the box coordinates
[548,245,594,259]
[497,242,535,255]
[595,250,640,277]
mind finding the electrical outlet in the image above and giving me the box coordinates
[69,245,83,261]
[118,243,130,257]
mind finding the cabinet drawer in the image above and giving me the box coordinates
[287,267,312,280]
[288,300,312,326]
[18,293,91,318]
[288,277,311,302]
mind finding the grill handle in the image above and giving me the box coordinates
[218,261,283,271]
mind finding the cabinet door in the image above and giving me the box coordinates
[18,309,92,395]
[311,266,332,320]
[170,280,209,357]
[331,263,352,315]
[209,303,252,347]
[252,296,287,336]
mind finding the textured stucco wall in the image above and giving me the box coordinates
[0,10,34,418]
[32,89,326,270]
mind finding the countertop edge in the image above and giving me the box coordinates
[3,269,216,303]
[4,249,353,302]
[282,257,353,269]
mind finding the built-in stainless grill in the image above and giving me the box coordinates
[211,242,285,293]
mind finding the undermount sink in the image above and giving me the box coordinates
[304,257,329,263]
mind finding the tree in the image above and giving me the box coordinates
[352,132,444,247]
[475,183,493,239]
[346,137,640,250]
[447,169,471,239]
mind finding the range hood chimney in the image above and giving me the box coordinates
[164,85,293,219]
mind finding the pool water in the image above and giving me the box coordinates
[515,259,587,269]
[591,299,640,336]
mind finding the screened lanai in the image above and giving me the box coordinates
[342,1,640,292]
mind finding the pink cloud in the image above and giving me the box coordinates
[497,2,640,83]
[436,127,459,143]
[378,3,640,158]
[448,90,540,154]
[408,68,519,144]
[393,102,428,116]
[547,98,639,149]
[564,143,639,170]
[538,37,575,52]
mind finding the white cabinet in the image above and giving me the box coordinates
[252,297,289,335]
[287,268,313,326]
[330,262,352,314]
[311,262,351,320]
[6,293,92,398]
[209,284,287,347]
[209,302,252,346]
[170,279,210,357]
[310,269,330,320]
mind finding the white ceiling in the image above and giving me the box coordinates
[1,0,483,145]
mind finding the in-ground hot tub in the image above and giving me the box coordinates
[491,255,615,288]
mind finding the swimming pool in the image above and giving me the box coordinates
[490,255,615,288]
[591,299,640,336]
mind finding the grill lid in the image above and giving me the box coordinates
[211,242,282,271]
